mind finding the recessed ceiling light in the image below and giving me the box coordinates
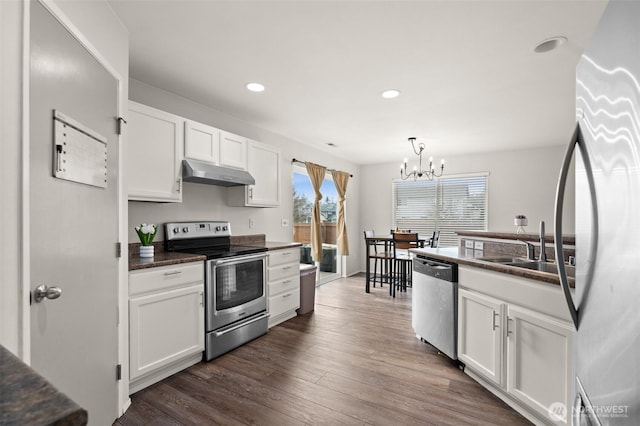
[534,36,567,53]
[246,82,265,92]
[382,89,400,99]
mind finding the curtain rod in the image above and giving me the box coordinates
[291,158,354,177]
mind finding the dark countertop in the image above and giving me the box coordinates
[410,247,575,287]
[457,230,575,246]
[128,239,302,271]
[1,345,87,425]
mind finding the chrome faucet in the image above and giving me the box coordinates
[539,221,547,262]
[521,241,536,260]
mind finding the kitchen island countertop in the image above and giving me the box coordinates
[410,247,575,287]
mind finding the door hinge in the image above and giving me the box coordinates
[116,117,127,135]
[116,364,122,381]
[116,242,122,258]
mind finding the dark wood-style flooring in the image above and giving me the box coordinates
[116,274,531,425]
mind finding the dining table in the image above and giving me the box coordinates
[364,234,427,293]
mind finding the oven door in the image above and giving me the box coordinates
[206,253,267,331]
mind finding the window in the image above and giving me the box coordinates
[392,174,488,247]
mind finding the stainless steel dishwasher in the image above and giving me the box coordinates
[411,255,458,360]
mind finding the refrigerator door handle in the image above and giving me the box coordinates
[554,123,599,330]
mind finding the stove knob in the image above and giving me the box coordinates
[222,226,228,231]
[173,227,180,234]
[215,226,222,231]
[182,227,189,233]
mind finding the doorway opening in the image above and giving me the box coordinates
[292,169,341,284]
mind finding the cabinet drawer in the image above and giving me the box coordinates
[269,288,300,317]
[129,262,203,296]
[268,262,298,282]
[268,248,300,266]
[268,274,300,297]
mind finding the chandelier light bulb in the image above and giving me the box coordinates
[400,137,446,181]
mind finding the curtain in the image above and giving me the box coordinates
[331,170,350,255]
[305,162,326,262]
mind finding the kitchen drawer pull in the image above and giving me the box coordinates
[282,293,292,298]
[492,311,499,331]
[282,266,292,271]
[281,280,292,285]
[282,252,291,256]
[164,271,182,276]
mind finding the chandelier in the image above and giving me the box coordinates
[400,137,445,181]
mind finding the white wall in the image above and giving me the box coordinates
[359,144,575,268]
[128,79,363,276]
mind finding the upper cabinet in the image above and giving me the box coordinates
[127,101,278,206]
[219,131,248,171]
[185,121,248,171]
[127,101,183,202]
[228,140,281,207]
[184,119,220,164]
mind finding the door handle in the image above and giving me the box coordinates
[33,284,62,303]
[554,122,598,330]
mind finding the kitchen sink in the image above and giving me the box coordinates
[477,256,575,277]
[476,256,532,264]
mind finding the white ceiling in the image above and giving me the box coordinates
[109,0,608,165]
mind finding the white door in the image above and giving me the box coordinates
[30,2,119,424]
[506,305,573,424]
[457,288,504,387]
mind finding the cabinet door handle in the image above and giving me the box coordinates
[492,311,499,331]
[200,291,204,307]
[164,271,182,276]
[248,187,253,199]
[176,178,181,193]
[507,317,513,336]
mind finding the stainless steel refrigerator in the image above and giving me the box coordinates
[554,1,640,424]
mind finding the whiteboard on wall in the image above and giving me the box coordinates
[53,110,108,188]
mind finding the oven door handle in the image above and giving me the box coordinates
[214,312,270,337]
[210,252,268,266]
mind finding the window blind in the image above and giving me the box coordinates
[392,174,488,247]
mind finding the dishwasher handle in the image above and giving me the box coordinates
[413,256,458,282]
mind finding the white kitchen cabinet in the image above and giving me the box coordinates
[219,131,248,170]
[128,262,204,394]
[228,140,280,207]
[458,266,574,425]
[506,305,573,424]
[458,288,504,387]
[184,119,220,164]
[127,101,183,202]
[267,247,300,327]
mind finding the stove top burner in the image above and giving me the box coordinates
[163,221,268,260]
[175,244,267,260]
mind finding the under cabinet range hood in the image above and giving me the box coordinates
[182,159,255,187]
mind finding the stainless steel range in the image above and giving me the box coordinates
[165,221,269,361]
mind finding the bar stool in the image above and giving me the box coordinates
[391,232,420,297]
[364,230,392,287]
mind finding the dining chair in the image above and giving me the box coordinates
[364,230,392,288]
[429,231,440,248]
[391,232,420,297]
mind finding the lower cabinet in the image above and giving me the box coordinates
[458,266,573,425]
[267,247,300,328]
[129,262,204,394]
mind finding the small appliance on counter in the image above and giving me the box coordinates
[165,221,268,361]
